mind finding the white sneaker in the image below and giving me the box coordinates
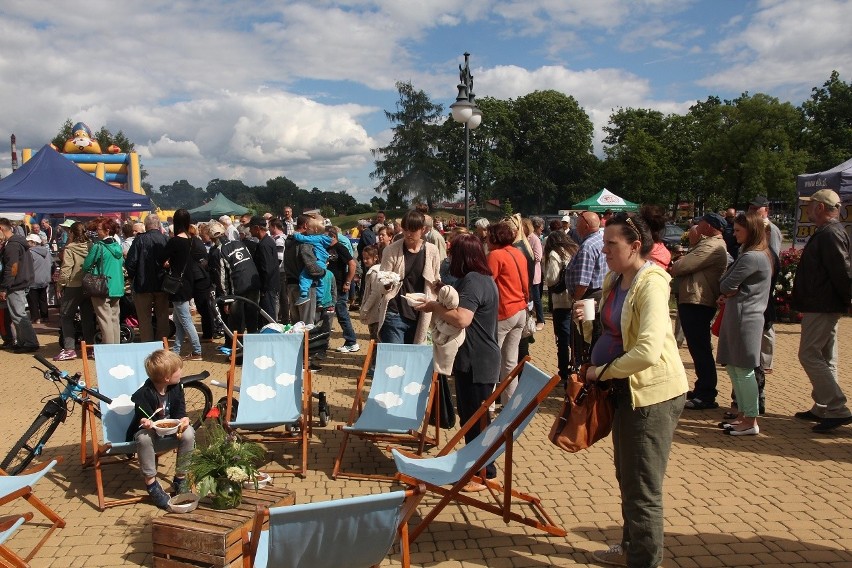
[336,343,360,353]
[592,544,627,566]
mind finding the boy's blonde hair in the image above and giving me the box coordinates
[145,349,183,382]
[306,214,324,234]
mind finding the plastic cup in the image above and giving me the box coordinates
[576,298,596,321]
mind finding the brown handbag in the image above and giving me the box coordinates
[549,361,616,452]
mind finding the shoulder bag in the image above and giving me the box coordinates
[82,243,109,298]
[548,360,616,452]
[161,239,188,295]
[507,249,537,338]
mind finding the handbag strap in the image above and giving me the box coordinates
[87,242,104,276]
[506,249,530,304]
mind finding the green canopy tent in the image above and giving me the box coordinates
[187,193,250,220]
[572,188,639,212]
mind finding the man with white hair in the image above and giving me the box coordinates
[423,215,447,261]
[219,215,238,241]
[126,214,170,342]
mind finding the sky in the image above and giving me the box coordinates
[0,0,850,206]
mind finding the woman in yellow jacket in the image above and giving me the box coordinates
[577,211,688,568]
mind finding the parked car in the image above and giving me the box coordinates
[661,223,686,252]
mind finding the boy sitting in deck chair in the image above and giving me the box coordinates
[127,349,196,510]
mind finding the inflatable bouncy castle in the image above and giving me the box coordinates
[23,122,144,198]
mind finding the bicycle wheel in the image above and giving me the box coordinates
[1,410,63,475]
[182,382,213,430]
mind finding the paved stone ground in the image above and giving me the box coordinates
[1,313,851,567]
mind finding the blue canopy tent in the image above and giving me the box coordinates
[0,145,151,213]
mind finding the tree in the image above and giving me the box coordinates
[801,70,852,172]
[154,180,207,209]
[371,81,454,209]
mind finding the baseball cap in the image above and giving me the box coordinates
[26,233,42,244]
[60,219,76,227]
[801,188,841,209]
[561,215,571,222]
[247,216,267,228]
[701,212,727,231]
[749,195,769,208]
[207,221,225,238]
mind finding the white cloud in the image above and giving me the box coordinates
[275,372,296,386]
[253,355,276,370]
[403,381,425,395]
[107,394,134,415]
[384,365,405,379]
[375,391,404,409]
[108,365,135,380]
[246,383,277,402]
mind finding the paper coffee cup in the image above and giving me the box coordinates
[577,298,596,320]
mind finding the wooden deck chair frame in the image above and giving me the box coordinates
[80,339,170,510]
[242,485,425,568]
[394,357,566,541]
[224,332,312,476]
[332,341,440,481]
[0,512,34,568]
[0,459,66,564]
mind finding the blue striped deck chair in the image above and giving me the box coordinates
[393,358,565,541]
[224,332,311,475]
[332,341,439,481]
[0,459,65,564]
[243,486,424,568]
[80,341,174,510]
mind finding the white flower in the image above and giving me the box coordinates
[226,466,249,483]
[775,284,783,291]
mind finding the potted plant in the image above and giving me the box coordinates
[182,414,266,509]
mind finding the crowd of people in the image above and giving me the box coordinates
[0,191,849,567]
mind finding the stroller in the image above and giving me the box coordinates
[58,292,140,346]
[211,294,331,426]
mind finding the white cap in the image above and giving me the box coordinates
[26,233,42,244]
[562,215,571,222]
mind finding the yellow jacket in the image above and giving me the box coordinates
[597,262,688,408]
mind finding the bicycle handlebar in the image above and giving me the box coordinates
[32,354,113,404]
[181,371,210,384]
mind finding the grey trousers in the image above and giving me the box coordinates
[286,284,316,325]
[613,388,685,568]
[799,312,850,419]
[134,426,195,479]
[6,289,38,347]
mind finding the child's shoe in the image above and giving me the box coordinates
[171,476,190,496]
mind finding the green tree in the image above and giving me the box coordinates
[155,180,207,209]
[801,70,852,172]
[371,81,454,209]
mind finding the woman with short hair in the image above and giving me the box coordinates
[82,217,125,344]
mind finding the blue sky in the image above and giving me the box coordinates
[0,0,849,207]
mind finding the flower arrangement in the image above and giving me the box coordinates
[181,411,266,509]
[774,247,803,323]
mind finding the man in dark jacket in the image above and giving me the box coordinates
[126,214,170,342]
[282,215,324,325]
[217,230,261,333]
[792,189,852,432]
[0,217,39,352]
[248,216,281,322]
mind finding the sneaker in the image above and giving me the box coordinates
[336,343,360,353]
[53,349,78,362]
[171,477,190,496]
[684,398,719,410]
[183,353,203,361]
[147,481,171,510]
[592,543,627,566]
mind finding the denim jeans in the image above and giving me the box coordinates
[678,303,718,402]
[6,289,39,347]
[379,310,418,344]
[335,289,357,346]
[613,389,684,568]
[172,300,201,355]
[552,308,573,381]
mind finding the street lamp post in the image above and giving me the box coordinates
[450,52,481,229]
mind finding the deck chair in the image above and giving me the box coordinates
[80,340,176,510]
[393,359,565,541]
[332,341,439,480]
[224,332,311,475]
[242,486,425,568]
[0,459,65,564]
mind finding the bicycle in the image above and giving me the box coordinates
[1,355,214,476]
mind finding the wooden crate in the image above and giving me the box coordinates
[152,486,295,567]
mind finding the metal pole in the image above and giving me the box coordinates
[464,123,469,228]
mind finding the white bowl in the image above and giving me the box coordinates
[244,471,272,490]
[403,293,427,307]
[168,493,199,513]
[152,419,180,436]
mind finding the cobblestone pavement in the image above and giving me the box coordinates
[1,315,851,567]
